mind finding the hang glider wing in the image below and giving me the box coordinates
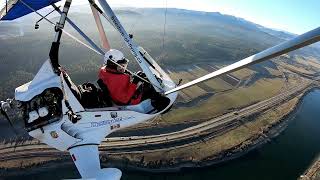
[0,0,61,20]
[165,26,320,95]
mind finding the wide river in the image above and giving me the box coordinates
[5,89,320,180]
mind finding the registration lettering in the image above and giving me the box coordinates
[90,116,134,128]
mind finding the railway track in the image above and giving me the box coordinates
[0,81,313,161]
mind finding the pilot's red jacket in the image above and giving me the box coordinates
[99,66,142,105]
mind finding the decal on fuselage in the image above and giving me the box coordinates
[110,124,120,130]
[89,116,134,128]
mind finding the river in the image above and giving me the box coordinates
[4,89,320,180]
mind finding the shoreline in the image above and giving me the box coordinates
[0,85,318,176]
[300,154,320,180]
[102,86,317,173]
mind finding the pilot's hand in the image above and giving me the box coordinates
[136,71,146,78]
[136,71,142,75]
[132,75,140,84]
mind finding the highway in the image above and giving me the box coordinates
[0,80,315,163]
[99,80,312,151]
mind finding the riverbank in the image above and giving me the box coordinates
[300,154,320,180]
[0,84,317,176]
[100,85,318,172]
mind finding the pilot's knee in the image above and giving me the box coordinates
[151,93,171,112]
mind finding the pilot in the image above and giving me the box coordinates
[98,49,143,105]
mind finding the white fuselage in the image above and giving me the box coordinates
[14,58,177,179]
[15,60,177,151]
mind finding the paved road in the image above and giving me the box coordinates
[0,80,314,161]
[98,80,312,152]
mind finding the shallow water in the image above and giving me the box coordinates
[5,89,320,180]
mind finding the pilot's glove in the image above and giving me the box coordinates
[132,71,147,84]
[138,71,146,78]
[132,75,140,84]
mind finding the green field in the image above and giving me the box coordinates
[164,77,285,124]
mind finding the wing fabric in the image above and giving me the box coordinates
[0,0,61,20]
[165,26,320,95]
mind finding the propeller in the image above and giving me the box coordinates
[165,26,320,95]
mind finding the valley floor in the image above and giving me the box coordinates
[1,55,320,175]
[0,77,318,175]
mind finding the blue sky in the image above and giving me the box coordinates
[88,0,320,35]
[1,0,318,34]
[205,0,320,35]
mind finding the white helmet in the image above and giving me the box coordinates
[104,49,128,64]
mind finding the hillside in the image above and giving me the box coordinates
[0,7,319,102]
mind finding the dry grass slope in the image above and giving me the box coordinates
[164,78,284,124]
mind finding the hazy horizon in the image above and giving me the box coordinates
[2,0,319,34]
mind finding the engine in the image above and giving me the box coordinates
[16,88,63,131]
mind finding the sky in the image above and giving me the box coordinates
[1,0,319,34]
[87,0,320,35]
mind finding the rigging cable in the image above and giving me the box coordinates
[19,0,162,90]
[124,8,146,52]
[163,0,168,53]
[52,4,105,55]
[88,0,116,29]
[157,0,168,61]
[88,1,165,90]
[128,8,145,33]
[89,0,126,51]
[19,0,103,56]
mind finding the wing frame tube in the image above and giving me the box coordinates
[49,0,73,72]
[90,1,110,51]
[95,0,164,92]
[53,4,105,55]
[165,26,320,95]
[5,0,8,13]
[0,0,62,20]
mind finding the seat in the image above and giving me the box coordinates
[97,79,113,107]
[63,73,112,108]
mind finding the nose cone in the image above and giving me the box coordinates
[96,168,122,180]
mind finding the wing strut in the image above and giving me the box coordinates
[5,0,7,13]
[90,0,110,51]
[53,4,105,55]
[90,0,164,92]
[165,26,320,95]
[48,0,72,72]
